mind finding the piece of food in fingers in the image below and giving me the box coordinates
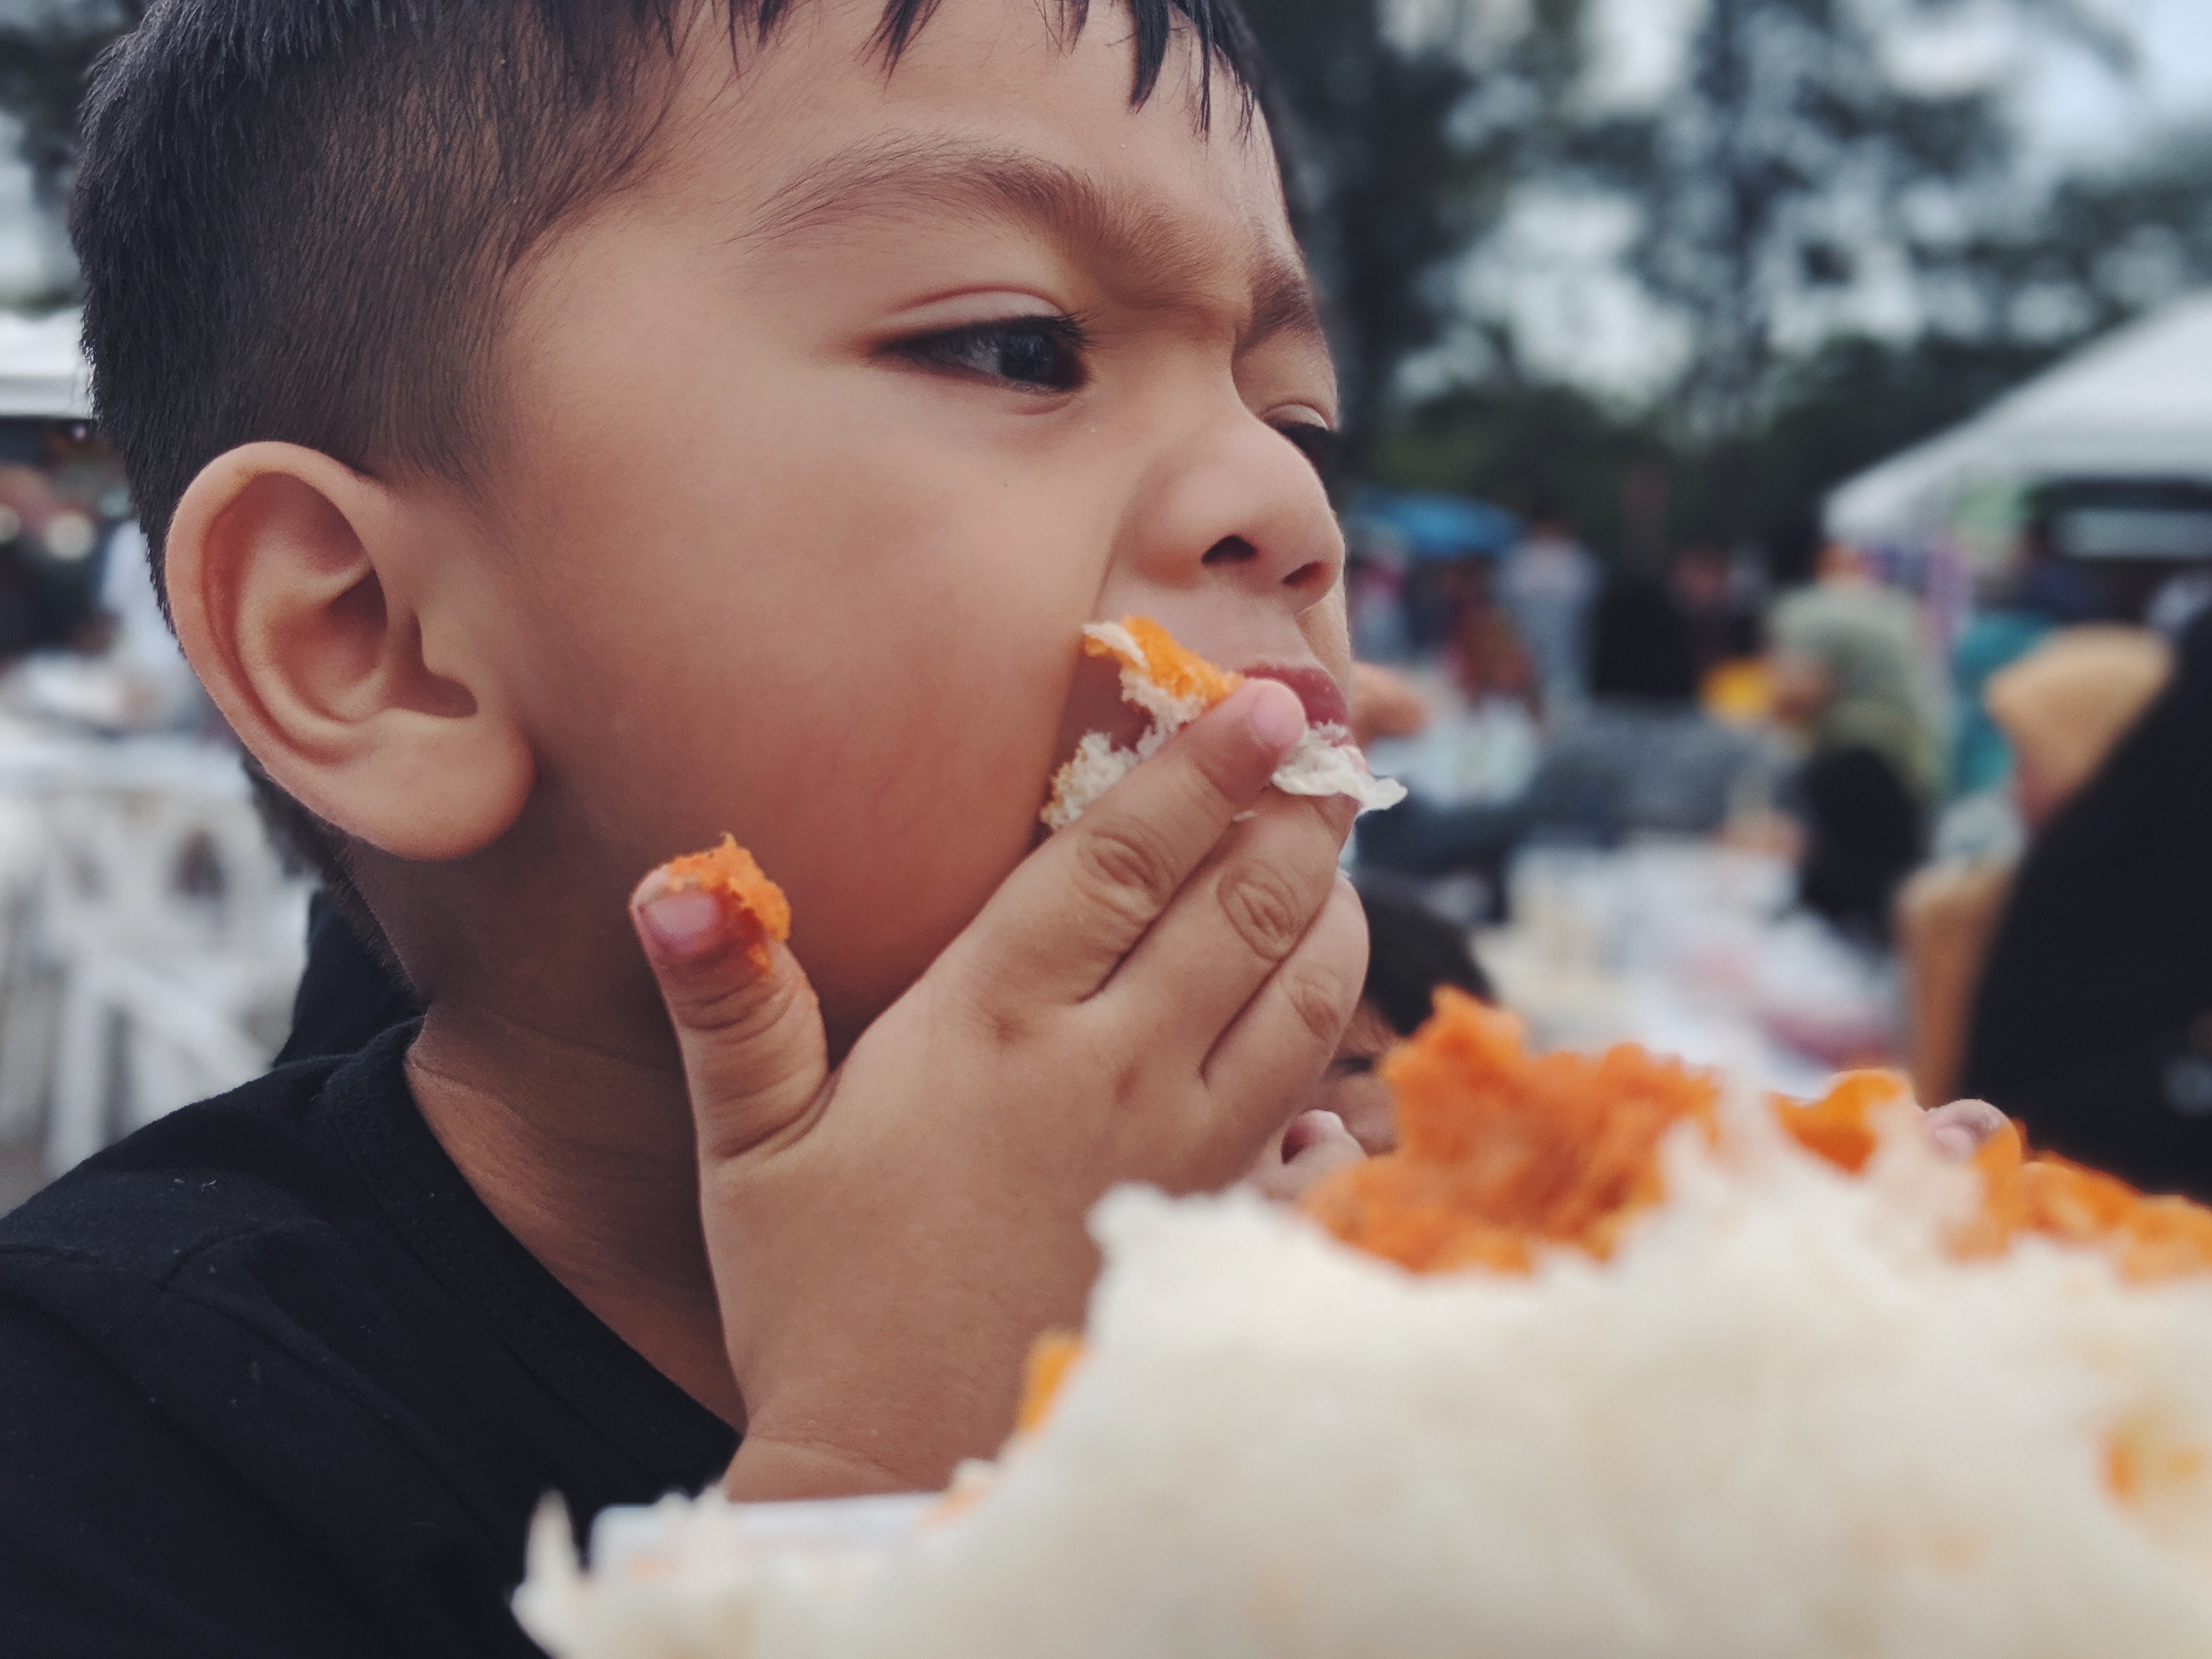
[1041,617,1408,831]
[649,835,792,972]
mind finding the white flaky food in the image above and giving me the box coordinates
[518,1110,2212,1659]
[1040,622,1407,831]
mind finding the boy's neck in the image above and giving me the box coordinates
[404,1000,744,1427]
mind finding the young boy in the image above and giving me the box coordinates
[0,2,1369,1654]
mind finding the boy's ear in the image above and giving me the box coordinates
[165,442,534,862]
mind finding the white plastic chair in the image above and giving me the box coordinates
[26,783,307,1175]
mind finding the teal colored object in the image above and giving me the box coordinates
[1346,488,1522,562]
[1950,610,2056,798]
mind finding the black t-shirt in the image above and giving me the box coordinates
[0,1023,737,1657]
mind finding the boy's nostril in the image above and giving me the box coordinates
[1203,535,1259,567]
[1284,560,1327,589]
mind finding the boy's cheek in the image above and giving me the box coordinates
[499,586,1084,1043]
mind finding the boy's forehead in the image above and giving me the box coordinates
[658,0,1310,332]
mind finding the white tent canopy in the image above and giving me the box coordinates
[1825,292,2212,551]
[0,308,90,421]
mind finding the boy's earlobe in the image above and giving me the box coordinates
[166,442,534,861]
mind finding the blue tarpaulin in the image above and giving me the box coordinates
[1345,488,1521,562]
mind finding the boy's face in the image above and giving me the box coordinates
[467,0,1346,1049]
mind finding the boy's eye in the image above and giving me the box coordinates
[896,317,1089,393]
[1329,1053,1378,1079]
[1275,421,1342,492]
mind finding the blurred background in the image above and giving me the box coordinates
[0,0,2207,1205]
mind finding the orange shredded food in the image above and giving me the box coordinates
[1771,1068,1913,1175]
[1015,1330,1087,1436]
[1086,616,1246,709]
[1306,991,1720,1273]
[1964,1126,2212,1281]
[1306,987,2212,1284]
[655,835,792,972]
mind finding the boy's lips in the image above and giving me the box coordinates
[1241,663,1350,732]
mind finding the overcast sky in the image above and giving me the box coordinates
[2015,0,2212,165]
[1582,0,2212,157]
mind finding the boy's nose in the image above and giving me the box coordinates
[1121,410,1345,612]
[1201,533,1333,599]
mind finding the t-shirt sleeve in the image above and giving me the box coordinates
[0,1284,407,1659]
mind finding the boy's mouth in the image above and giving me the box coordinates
[1239,663,1349,732]
[1053,649,1351,771]
[1038,621,1402,836]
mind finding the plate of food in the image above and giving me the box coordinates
[521,821,2212,1659]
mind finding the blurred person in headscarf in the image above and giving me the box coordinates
[1960,610,2212,1198]
[1898,626,2173,1108]
[1768,543,1945,940]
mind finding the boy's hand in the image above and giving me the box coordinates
[1244,1108,1365,1203]
[1924,1097,2008,1160]
[631,681,1365,1499]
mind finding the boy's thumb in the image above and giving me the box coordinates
[630,842,828,1166]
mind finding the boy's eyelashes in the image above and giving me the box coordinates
[886,315,1342,491]
[889,313,1092,393]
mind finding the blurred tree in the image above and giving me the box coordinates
[1370,2,2185,566]
[1246,0,1584,459]
[1372,341,1667,555]
[1686,117,2212,557]
[1933,127,2212,342]
[1571,0,2025,448]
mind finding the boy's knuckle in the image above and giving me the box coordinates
[1182,741,1275,828]
[1074,820,1180,916]
[1107,1051,1152,1116]
[958,987,1036,1053]
[678,967,793,1046]
[1217,862,1313,961]
[1280,960,1358,1047]
[1183,740,1251,810]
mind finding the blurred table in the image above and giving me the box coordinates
[1479,840,1901,1100]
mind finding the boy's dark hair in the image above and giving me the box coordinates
[72,0,1267,951]
[1356,887,1492,1038]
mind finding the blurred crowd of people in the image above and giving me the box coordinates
[1346,508,2212,1200]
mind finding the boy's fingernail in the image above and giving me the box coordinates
[630,837,792,973]
[1238,679,1308,753]
[634,888,729,962]
[1929,1121,1980,1162]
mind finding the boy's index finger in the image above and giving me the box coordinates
[959,680,1308,1008]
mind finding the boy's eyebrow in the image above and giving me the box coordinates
[748,136,1326,352]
